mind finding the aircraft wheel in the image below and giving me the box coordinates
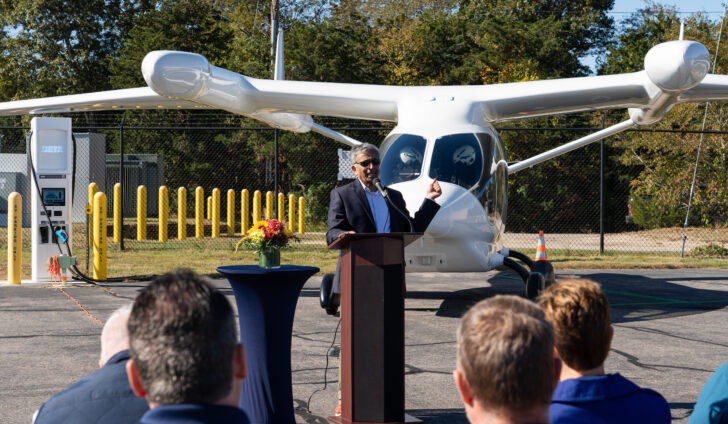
[531,260,556,288]
[319,273,339,316]
[526,272,544,300]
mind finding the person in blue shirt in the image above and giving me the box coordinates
[538,278,671,424]
[33,304,149,424]
[689,361,728,423]
[125,269,250,424]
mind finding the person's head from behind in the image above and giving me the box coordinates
[454,295,559,423]
[99,303,133,367]
[537,278,612,374]
[126,269,246,408]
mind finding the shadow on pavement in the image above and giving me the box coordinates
[403,271,728,322]
[408,409,468,423]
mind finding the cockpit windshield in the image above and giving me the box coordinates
[380,134,427,186]
[428,133,489,190]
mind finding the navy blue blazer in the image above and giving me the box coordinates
[139,404,250,424]
[326,180,440,246]
[34,350,149,424]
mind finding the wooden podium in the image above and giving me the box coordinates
[328,233,423,424]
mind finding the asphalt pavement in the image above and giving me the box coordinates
[2,268,727,423]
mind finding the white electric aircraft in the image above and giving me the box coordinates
[2,33,727,294]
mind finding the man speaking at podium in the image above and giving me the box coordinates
[323,142,442,313]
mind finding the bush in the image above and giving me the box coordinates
[691,244,728,257]
[630,192,683,229]
[304,181,338,227]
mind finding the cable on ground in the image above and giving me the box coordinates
[307,318,341,413]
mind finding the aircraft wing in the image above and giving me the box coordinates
[0,87,206,115]
[678,74,728,102]
[140,41,715,126]
[0,73,662,124]
[140,51,654,124]
[0,86,316,133]
[475,72,728,123]
[464,72,655,122]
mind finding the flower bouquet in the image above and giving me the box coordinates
[236,219,298,268]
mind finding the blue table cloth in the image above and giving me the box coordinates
[217,265,319,424]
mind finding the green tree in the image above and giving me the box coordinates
[460,0,615,83]
[0,0,142,100]
[601,6,728,228]
[109,0,233,88]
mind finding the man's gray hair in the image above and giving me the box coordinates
[350,143,380,164]
[128,269,237,405]
[100,303,133,366]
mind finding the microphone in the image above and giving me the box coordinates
[373,178,388,198]
[373,178,414,233]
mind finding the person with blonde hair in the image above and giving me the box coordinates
[453,295,561,424]
[538,278,670,423]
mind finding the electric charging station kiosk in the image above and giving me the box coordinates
[30,117,73,282]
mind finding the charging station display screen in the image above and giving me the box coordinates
[36,127,68,171]
[42,188,65,206]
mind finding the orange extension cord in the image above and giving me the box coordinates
[47,255,105,327]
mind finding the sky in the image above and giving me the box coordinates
[582,0,728,72]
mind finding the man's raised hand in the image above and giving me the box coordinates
[426,178,442,200]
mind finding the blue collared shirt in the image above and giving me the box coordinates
[358,179,390,233]
[550,373,670,424]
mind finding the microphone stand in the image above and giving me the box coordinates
[374,179,414,233]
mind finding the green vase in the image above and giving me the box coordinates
[258,247,281,268]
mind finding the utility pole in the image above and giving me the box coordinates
[271,0,279,68]
[271,0,280,208]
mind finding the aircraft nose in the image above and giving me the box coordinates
[142,51,211,99]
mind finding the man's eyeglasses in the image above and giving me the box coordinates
[356,158,381,167]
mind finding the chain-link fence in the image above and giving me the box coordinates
[1,112,726,279]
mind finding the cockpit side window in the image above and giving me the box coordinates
[380,134,427,186]
[428,134,487,190]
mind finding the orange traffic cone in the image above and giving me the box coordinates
[535,230,547,261]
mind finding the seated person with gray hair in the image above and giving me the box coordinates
[453,295,561,424]
[33,304,149,424]
[538,278,670,423]
[125,269,249,424]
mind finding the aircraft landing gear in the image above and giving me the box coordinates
[501,250,555,300]
[319,273,340,316]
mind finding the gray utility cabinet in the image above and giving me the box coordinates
[0,169,29,227]
[105,154,165,217]
[0,133,106,226]
[73,133,107,223]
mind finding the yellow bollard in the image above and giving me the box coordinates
[278,193,285,222]
[195,187,204,238]
[265,191,274,220]
[288,194,296,232]
[88,182,99,248]
[298,196,306,234]
[212,188,220,238]
[93,191,107,280]
[207,196,212,220]
[158,186,168,242]
[113,183,121,243]
[227,189,235,236]
[241,189,249,234]
[8,192,21,284]
[253,190,262,223]
[137,185,147,241]
[178,187,187,240]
